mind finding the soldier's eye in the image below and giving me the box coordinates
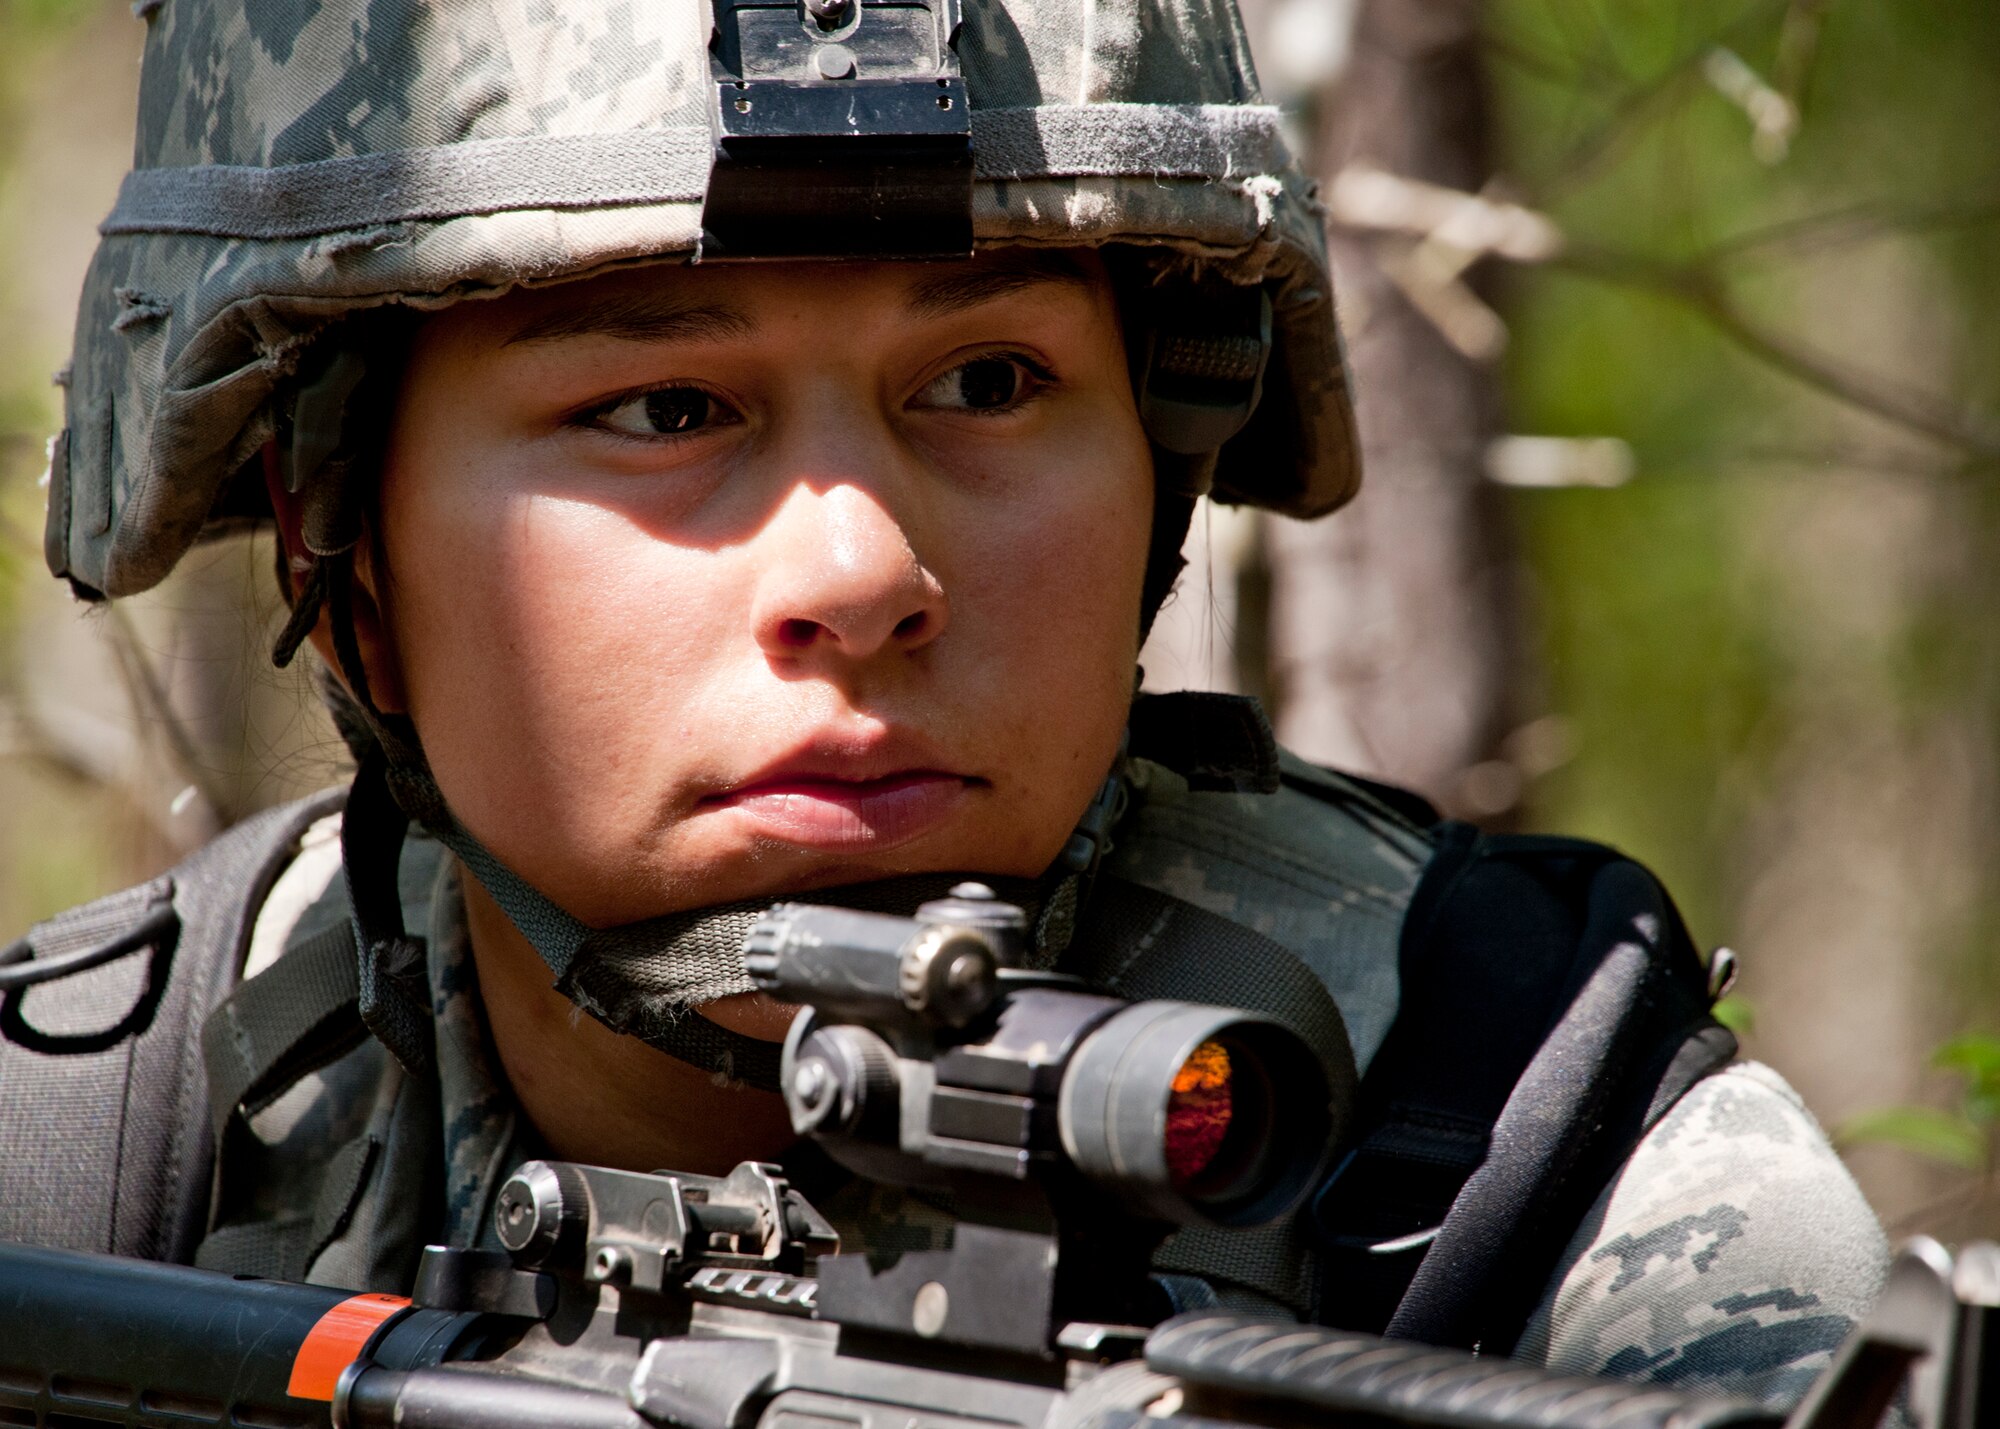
[915,354,1052,414]
[592,386,736,439]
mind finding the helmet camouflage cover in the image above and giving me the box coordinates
[48,0,1358,600]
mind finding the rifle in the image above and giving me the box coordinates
[0,886,1987,1429]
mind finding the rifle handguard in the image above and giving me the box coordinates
[1143,1313,1780,1429]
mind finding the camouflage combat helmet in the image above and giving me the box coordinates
[47,0,1357,602]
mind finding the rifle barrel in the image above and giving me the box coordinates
[338,1365,647,1429]
[0,1242,481,1429]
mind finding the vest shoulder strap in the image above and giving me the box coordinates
[0,789,345,1262]
[1309,821,1736,1350]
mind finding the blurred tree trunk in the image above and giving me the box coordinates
[1260,0,1528,818]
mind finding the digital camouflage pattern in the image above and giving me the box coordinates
[52,0,1356,600]
[1514,1061,1889,1408]
[204,762,1889,1407]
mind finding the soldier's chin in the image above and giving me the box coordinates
[698,991,796,1043]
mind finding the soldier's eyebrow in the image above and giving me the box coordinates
[501,295,756,348]
[903,250,1099,321]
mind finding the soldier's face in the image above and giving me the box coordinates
[365,250,1154,924]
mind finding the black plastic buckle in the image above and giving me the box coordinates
[701,0,973,260]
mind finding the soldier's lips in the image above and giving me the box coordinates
[700,773,976,850]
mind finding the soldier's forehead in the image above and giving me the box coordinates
[491,249,1108,351]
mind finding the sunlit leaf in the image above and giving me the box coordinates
[1934,1034,2000,1081]
[1834,1106,1988,1170]
[1712,994,1755,1036]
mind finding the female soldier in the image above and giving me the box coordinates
[2,0,1886,1408]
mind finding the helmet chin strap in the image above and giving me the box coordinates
[338,729,1127,1094]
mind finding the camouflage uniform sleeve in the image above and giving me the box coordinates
[1511,1061,1887,1409]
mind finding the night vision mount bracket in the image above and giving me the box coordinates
[700,0,972,260]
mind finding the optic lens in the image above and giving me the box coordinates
[1060,1002,1333,1228]
[1164,1039,1234,1187]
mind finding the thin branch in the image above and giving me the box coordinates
[1536,58,1704,199]
[101,605,228,831]
[1642,441,1996,481]
[1376,238,1510,363]
[1884,1176,1997,1238]
[1478,28,1610,90]
[1694,292,2000,460]
[1512,0,1794,203]
[1772,0,1835,113]
[0,695,197,849]
[1702,46,1799,163]
[1550,246,2000,459]
[1324,155,2000,459]
[1695,201,2000,264]
[1328,165,1566,262]
[1478,11,1633,94]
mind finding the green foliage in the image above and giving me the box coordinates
[1496,0,2000,955]
[1835,1106,1986,1172]
[1711,994,1755,1037]
[1933,1035,2000,1125]
[1836,1034,2000,1172]
[0,0,97,41]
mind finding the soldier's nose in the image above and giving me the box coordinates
[751,483,948,662]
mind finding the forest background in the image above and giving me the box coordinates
[0,0,1994,1239]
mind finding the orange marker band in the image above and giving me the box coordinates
[286,1292,411,1402]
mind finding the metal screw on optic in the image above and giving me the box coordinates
[805,0,852,25]
[495,1160,588,1266]
[792,1059,835,1129]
